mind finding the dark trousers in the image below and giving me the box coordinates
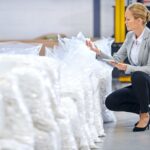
[105,71,150,114]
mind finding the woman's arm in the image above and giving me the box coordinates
[86,32,131,62]
[86,40,114,60]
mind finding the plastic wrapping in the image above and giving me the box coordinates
[0,42,42,55]
[0,74,34,150]
[13,69,76,150]
[0,32,116,149]
[45,32,115,148]
[60,67,90,149]
[94,37,114,57]
[0,55,78,150]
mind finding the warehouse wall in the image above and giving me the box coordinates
[101,0,114,37]
[0,0,114,40]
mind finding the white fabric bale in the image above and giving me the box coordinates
[0,42,42,55]
[55,60,100,147]
[93,37,116,123]
[0,55,64,118]
[57,35,106,140]
[45,34,105,146]
[61,97,91,150]
[0,55,78,150]
[26,57,78,149]
[12,67,62,150]
[0,139,34,150]
[0,75,34,150]
[0,56,61,150]
[51,41,95,149]
[45,33,115,148]
[60,67,90,149]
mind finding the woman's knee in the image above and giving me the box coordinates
[105,94,114,110]
[105,90,123,111]
[131,71,148,83]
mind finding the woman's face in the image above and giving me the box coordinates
[125,9,140,31]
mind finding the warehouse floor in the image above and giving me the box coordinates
[93,80,150,150]
[94,112,150,150]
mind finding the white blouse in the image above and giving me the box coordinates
[130,29,145,65]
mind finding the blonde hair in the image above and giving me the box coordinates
[127,2,150,25]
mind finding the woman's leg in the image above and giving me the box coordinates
[131,71,150,130]
[105,71,150,131]
[105,71,150,114]
[131,71,150,113]
[105,85,140,114]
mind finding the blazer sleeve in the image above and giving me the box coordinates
[96,32,131,62]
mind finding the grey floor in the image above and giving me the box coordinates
[93,80,150,150]
[95,112,150,150]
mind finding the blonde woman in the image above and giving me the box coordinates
[86,2,150,132]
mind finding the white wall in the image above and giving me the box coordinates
[0,0,114,40]
[101,0,114,37]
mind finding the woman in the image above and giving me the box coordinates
[86,2,150,132]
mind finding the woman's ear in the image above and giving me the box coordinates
[137,18,143,24]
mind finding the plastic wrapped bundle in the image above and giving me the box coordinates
[60,67,91,149]
[0,75,34,150]
[0,42,42,55]
[0,55,77,150]
[45,36,106,148]
[61,97,92,150]
[90,68,110,136]
[15,67,77,150]
[99,70,116,123]
[45,33,116,141]
[69,33,116,124]
[46,47,93,149]
[0,55,62,118]
[94,37,116,123]
[30,57,64,119]
[94,37,114,57]
[88,60,115,133]
[12,67,61,150]
[0,57,60,150]
[21,57,78,150]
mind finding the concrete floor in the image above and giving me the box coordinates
[93,80,150,150]
[95,112,150,150]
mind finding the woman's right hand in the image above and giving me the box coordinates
[86,40,101,54]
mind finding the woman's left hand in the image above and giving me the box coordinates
[110,61,127,71]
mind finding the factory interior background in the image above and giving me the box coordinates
[0,0,150,150]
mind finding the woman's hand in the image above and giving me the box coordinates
[110,61,127,71]
[86,40,100,54]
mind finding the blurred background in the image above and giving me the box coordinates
[0,0,140,40]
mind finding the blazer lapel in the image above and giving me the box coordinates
[127,36,134,64]
[138,27,149,65]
